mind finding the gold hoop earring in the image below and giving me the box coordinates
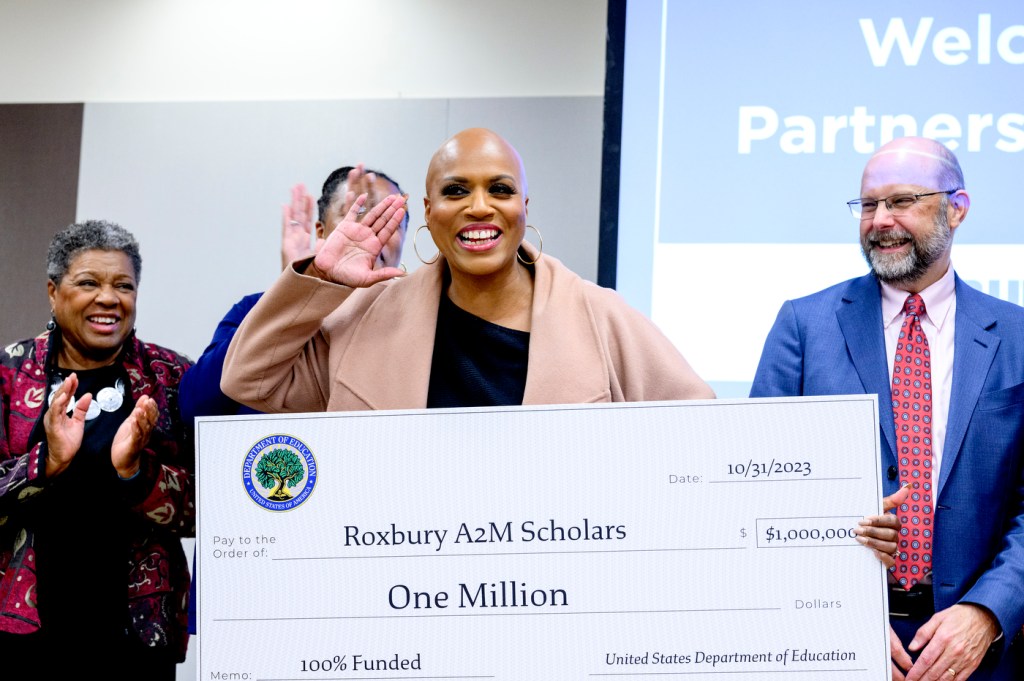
[517,224,544,265]
[414,225,439,265]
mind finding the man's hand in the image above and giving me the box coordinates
[892,624,914,680]
[904,603,999,681]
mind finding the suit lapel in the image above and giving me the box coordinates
[940,277,999,498]
[836,274,897,463]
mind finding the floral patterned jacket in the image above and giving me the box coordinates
[0,330,194,660]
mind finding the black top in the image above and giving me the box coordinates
[426,295,530,408]
[32,363,134,642]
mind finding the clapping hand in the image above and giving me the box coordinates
[110,395,159,479]
[281,183,316,269]
[340,164,387,219]
[43,373,87,477]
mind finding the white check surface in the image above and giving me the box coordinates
[197,396,889,680]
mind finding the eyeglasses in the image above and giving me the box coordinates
[847,190,957,219]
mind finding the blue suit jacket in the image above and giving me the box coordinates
[180,292,264,635]
[751,272,1024,664]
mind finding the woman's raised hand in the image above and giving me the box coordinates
[342,164,382,214]
[110,394,159,479]
[281,183,316,269]
[43,373,88,477]
[311,193,407,288]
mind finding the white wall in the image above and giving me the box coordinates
[76,96,605,359]
[0,0,607,102]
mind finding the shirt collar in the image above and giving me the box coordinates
[880,264,956,330]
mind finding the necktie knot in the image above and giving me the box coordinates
[903,294,926,319]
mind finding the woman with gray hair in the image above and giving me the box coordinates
[0,220,193,679]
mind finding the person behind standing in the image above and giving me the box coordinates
[180,164,408,634]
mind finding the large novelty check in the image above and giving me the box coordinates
[196,396,890,680]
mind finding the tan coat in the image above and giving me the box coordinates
[222,251,713,412]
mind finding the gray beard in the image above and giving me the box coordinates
[860,210,951,287]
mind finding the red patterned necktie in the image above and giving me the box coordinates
[891,294,934,590]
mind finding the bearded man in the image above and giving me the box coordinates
[751,136,1024,681]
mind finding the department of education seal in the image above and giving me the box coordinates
[242,434,318,511]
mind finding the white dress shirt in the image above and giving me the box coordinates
[880,265,956,495]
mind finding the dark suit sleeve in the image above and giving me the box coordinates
[750,300,805,398]
[180,293,264,420]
